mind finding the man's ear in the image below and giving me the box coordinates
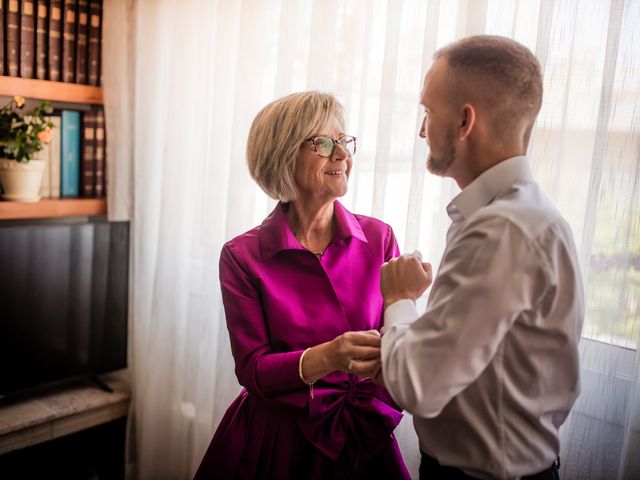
[459,104,476,141]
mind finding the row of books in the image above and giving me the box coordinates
[0,0,103,85]
[36,107,106,198]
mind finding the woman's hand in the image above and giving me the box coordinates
[327,330,382,377]
[300,330,383,383]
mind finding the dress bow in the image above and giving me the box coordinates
[297,379,403,461]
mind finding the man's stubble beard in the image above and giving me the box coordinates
[426,128,456,176]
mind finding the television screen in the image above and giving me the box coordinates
[0,219,129,399]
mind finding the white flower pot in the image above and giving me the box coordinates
[0,158,47,203]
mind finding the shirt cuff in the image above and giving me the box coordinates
[384,299,419,329]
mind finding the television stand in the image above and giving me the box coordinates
[0,370,130,478]
[90,375,115,393]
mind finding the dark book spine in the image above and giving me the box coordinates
[61,0,76,83]
[94,108,105,197]
[19,0,35,78]
[0,1,5,75]
[48,0,62,81]
[7,0,21,76]
[81,108,96,196]
[87,0,100,86]
[35,0,48,79]
[74,0,87,83]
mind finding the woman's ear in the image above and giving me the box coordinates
[459,104,476,141]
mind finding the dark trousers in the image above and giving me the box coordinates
[419,451,560,480]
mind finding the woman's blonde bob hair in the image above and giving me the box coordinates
[246,91,345,202]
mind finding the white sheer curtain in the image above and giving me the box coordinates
[102,0,640,478]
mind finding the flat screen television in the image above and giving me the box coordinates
[0,219,129,400]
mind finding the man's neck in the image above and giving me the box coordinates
[455,149,526,189]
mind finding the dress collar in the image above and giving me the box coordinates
[259,200,367,260]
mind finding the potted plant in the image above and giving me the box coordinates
[0,96,54,202]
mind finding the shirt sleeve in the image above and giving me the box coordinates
[219,244,304,398]
[377,225,402,328]
[381,215,550,418]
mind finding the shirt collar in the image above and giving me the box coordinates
[259,200,367,260]
[448,155,533,221]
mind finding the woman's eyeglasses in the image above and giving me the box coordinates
[303,135,357,157]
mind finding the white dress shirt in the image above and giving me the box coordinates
[382,156,584,480]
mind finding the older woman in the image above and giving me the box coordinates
[194,92,409,479]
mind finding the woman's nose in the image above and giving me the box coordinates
[331,143,349,161]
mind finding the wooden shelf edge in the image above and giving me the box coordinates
[0,77,103,104]
[0,198,107,220]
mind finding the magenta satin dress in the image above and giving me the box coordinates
[194,201,410,480]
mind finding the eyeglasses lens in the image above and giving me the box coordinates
[313,136,356,157]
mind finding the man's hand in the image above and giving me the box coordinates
[380,252,433,310]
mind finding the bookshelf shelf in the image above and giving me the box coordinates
[0,77,103,104]
[0,198,107,220]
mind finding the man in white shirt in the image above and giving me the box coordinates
[379,36,584,479]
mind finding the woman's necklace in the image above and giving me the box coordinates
[311,226,333,258]
[305,223,334,259]
[286,204,334,259]
[312,246,329,258]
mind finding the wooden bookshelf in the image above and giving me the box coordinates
[0,198,107,220]
[0,77,103,104]
[0,77,106,221]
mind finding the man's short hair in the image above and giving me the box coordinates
[435,35,543,143]
[247,91,345,202]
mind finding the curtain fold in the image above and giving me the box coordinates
[102,1,640,478]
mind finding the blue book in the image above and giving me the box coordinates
[61,110,81,197]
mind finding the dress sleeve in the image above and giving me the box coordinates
[219,244,304,397]
[381,216,550,418]
[384,224,401,261]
